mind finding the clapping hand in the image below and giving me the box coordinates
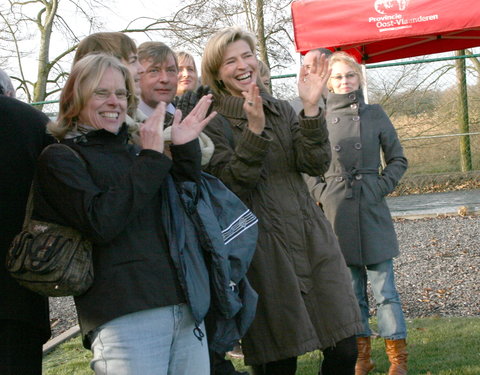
[242,83,265,135]
[170,94,217,145]
[140,101,167,153]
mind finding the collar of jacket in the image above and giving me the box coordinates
[68,123,130,146]
[213,90,281,121]
[326,88,365,112]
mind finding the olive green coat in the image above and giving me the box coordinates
[203,93,361,365]
[310,89,407,266]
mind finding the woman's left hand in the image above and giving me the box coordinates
[242,83,265,135]
[298,52,331,117]
[170,94,217,145]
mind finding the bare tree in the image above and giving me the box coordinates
[0,0,107,106]
[123,0,295,73]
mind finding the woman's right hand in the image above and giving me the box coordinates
[170,94,217,145]
[242,83,265,135]
[140,101,166,153]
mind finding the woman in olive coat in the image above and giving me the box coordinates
[309,51,408,375]
[201,28,362,375]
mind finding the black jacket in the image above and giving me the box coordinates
[0,96,53,342]
[34,124,201,348]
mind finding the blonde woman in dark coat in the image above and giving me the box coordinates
[310,51,408,375]
[201,27,362,375]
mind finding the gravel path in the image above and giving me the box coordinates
[48,215,480,339]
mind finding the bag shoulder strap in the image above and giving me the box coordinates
[23,143,86,228]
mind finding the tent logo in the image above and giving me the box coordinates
[374,0,409,14]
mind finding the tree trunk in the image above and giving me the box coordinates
[255,0,269,67]
[33,0,58,108]
[455,50,472,172]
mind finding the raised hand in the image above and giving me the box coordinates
[242,83,265,135]
[170,94,217,145]
[175,85,214,121]
[140,101,166,152]
[298,52,331,117]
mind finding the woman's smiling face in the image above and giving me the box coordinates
[329,61,360,94]
[218,39,258,97]
[78,67,127,133]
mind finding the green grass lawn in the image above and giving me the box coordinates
[43,316,480,375]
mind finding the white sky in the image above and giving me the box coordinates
[12,0,300,103]
[20,0,182,78]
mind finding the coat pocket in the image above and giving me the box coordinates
[362,176,384,203]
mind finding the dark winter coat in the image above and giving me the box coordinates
[33,125,201,348]
[163,172,258,352]
[203,93,361,365]
[310,89,407,266]
[0,96,52,343]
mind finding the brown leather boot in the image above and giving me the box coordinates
[355,337,375,375]
[385,339,408,375]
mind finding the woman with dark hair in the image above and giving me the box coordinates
[35,53,216,375]
[201,27,362,375]
[73,32,144,98]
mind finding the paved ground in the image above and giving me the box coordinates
[387,189,480,218]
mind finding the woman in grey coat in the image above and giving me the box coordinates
[309,51,408,375]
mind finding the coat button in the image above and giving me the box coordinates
[348,93,356,100]
[334,145,342,151]
[335,176,344,182]
[332,117,340,124]
[352,115,360,122]
[350,103,358,110]
[354,143,362,150]
[355,174,363,180]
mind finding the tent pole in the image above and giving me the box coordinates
[362,64,369,104]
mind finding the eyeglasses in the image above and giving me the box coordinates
[93,89,130,101]
[330,72,358,81]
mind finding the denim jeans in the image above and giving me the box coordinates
[89,304,209,375]
[349,259,407,340]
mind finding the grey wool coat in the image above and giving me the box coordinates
[309,89,407,266]
[203,92,361,366]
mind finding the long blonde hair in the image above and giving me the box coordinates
[49,54,136,139]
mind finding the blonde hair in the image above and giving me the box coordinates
[49,53,136,139]
[201,27,265,96]
[176,51,198,73]
[258,60,271,93]
[73,32,137,66]
[328,51,365,91]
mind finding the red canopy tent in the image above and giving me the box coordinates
[291,0,480,63]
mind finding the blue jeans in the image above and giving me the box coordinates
[349,259,407,340]
[89,304,209,375]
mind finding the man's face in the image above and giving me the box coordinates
[302,51,320,76]
[139,54,178,107]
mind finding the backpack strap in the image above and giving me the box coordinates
[24,144,86,228]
